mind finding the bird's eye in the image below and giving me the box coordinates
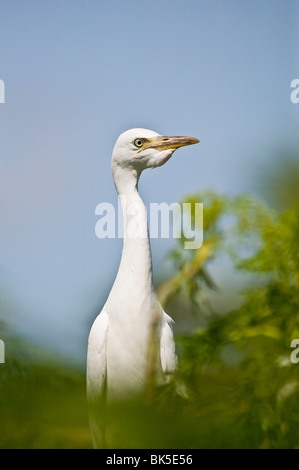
[133,138,144,148]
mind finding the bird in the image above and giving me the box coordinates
[87,128,199,448]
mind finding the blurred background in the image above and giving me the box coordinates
[0,0,298,448]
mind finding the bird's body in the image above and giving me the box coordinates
[87,128,198,447]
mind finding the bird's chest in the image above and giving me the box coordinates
[105,289,160,378]
[107,288,156,341]
[105,305,156,396]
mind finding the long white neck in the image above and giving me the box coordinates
[107,165,155,317]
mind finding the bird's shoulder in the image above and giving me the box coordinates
[87,309,109,400]
[88,309,109,353]
[160,310,178,374]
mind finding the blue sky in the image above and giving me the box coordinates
[0,0,298,362]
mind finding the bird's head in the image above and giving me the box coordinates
[111,128,199,174]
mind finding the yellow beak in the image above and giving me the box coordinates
[143,135,199,152]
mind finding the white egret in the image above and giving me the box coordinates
[87,128,199,447]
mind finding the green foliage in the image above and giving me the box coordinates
[261,153,299,211]
[0,334,92,449]
[157,192,299,448]
[158,191,226,315]
[1,191,299,448]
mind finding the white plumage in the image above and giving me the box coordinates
[87,128,199,447]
